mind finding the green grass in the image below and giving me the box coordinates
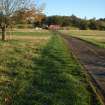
[61,30,105,48]
[12,31,51,36]
[0,31,99,105]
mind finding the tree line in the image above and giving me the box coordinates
[43,15,105,30]
[10,14,105,31]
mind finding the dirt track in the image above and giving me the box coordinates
[62,34,105,103]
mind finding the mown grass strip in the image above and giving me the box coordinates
[29,34,91,105]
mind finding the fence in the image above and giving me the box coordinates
[0,28,13,40]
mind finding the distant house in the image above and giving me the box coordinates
[49,25,60,30]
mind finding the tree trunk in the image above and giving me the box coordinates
[1,27,6,41]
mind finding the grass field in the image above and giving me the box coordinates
[62,30,105,48]
[0,30,51,105]
[0,30,100,105]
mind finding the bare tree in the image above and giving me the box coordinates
[0,0,33,40]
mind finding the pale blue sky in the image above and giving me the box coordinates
[43,0,105,19]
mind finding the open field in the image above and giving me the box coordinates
[0,30,96,105]
[61,30,105,48]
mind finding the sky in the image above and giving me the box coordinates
[40,0,105,19]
